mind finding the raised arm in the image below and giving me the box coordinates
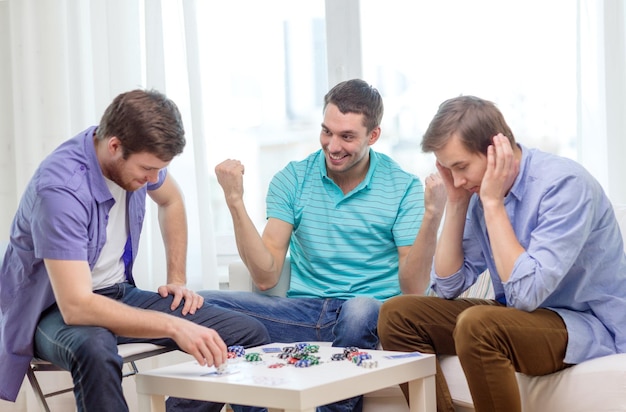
[215,159,291,290]
[398,173,447,294]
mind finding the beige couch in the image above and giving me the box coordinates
[229,203,626,411]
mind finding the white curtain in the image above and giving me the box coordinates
[0,0,219,298]
[578,0,626,204]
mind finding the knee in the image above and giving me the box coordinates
[454,305,497,356]
[72,329,122,372]
[341,297,381,326]
[249,319,271,346]
[237,315,271,347]
[378,296,411,335]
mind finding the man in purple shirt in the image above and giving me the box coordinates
[0,89,269,412]
[378,95,626,412]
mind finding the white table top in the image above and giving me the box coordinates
[136,342,436,411]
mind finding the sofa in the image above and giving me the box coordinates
[229,203,626,411]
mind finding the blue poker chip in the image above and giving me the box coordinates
[227,345,245,356]
[294,359,311,367]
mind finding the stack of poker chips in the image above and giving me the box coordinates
[279,344,321,368]
[227,345,246,358]
[330,346,378,368]
[245,352,263,362]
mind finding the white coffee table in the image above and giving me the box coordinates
[135,343,435,412]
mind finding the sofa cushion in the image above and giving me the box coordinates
[441,342,626,411]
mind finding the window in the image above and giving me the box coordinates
[195,0,579,270]
[195,1,327,270]
[359,0,578,179]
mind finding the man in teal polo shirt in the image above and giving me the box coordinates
[201,79,445,412]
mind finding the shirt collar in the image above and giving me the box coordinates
[507,143,530,202]
[83,126,114,203]
[317,148,378,191]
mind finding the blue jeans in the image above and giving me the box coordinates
[33,283,270,412]
[199,290,383,412]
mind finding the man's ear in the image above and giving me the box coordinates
[107,136,123,155]
[368,127,381,145]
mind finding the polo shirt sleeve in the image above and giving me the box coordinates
[266,163,297,225]
[392,176,425,247]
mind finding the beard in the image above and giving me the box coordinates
[105,157,144,192]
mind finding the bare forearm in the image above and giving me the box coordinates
[62,292,183,338]
[399,209,444,294]
[228,201,281,289]
[434,200,468,277]
[483,201,524,282]
[159,200,188,284]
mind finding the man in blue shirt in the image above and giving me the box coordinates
[0,89,269,412]
[378,95,626,412]
[201,79,446,412]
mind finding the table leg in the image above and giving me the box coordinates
[408,375,436,412]
[137,392,166,412]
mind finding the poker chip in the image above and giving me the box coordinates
[359,359,378,368]
[245,352,262,362]
[343,347,359,358]
[227,345,245,357]
[347,351,370,361]
[302,344,319,354]
[331,353,346,361]
[294,357,319,367]
[268,363,285,368]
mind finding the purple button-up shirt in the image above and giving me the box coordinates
[0,127,166,401]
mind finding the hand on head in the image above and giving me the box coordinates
[435,161,472,204]
[480,134,520,205]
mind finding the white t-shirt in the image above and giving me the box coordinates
[91,178,128,290]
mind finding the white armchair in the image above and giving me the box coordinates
[229,204,626,412]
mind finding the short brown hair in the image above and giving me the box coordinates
[323,79,384,133]
[96,89,186,161]
[421,95,515,154]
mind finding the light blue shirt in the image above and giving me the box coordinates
[0,127,166,401]
[267,149,424,300]
[432,145,626,365]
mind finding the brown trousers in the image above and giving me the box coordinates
[378,296,569,412]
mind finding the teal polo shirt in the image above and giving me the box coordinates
[266,149,424,300]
